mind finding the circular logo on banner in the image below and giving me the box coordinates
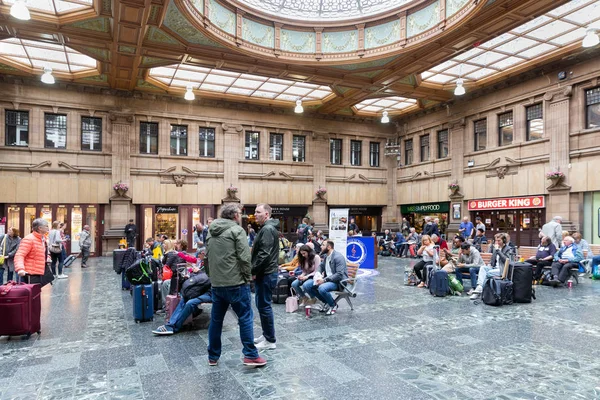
[346,239,367,265]
[469,201,477,209]
[532,197,541,206]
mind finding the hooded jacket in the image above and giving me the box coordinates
[251,219,280,276]
[206,218,252,287]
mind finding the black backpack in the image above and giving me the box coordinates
[126,257,159,285]
[272,274,290,304]
[482,277,513,306]
[428,269,450,297]
[181,271,211,302]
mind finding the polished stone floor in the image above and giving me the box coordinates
[2,256,600,400]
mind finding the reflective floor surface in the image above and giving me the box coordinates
[1,256,600,399]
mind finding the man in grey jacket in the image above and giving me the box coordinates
[79,225,92,268]
[541,216,563,249]
[205,203,266,367]
[303,240,348,315]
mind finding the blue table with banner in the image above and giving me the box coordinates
[346,236,376,269]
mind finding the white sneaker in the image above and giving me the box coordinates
[254,335,265,344]
[470,292,481,300]
[255,340,276,350]
[57,274,69,279]
[467,288,475,295]
[473,285,483,294]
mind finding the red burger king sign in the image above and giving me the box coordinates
[468,196,545,211]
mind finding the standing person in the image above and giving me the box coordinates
[247,224,256,247]
[205,204,266,367]
[541,216,563,249]
[79,225,92,269]
[401,218,411,236]
[475,216,486,233]
[458,217,474,240]
[0,227,21,284]
[14,218,49,284]
[348,218,359,234]
[203,218,212,243]
[296,217,311,244]
[193,223,205,256]
[422,217,432,235]
[431,218,441,237]
[49,221,67,279]
[251,203,280,351]
[59,223,69,269]
[124,219,137,249]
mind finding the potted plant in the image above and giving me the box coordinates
[448,182,460,195]
[546,170,565,184]
[315,187,327,199]
[227,186,238,197]
[113,181,129,196]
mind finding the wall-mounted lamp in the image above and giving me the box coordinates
[467,160,475,167]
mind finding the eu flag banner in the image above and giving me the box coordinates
[346,236,375,270]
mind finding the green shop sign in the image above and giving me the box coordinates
[401,202,450,214]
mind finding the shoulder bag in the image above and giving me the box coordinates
[0,235,6,265]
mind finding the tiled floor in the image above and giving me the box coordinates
[2,256,600,399]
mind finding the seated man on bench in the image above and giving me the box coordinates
[549,236,582,287]
[469,233,514,299]
[525,235,556,281]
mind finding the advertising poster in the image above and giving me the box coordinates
[329,208,349,255]
[346,236,375,269]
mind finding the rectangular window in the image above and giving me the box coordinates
[5,110,29,146]
[292,135,305,162]
[269,133,283,161]
[170,125,188,156]
[330,138,342,165]
[140,122,158,154]
[526,103,543,141]
[245,131,260,160]
[199,127,215,157]
[474,119,487,151]
[498,111,513,146]
[44,113,67,149]
[405,139,413,166]
[369,142,380,167]
[81,116,102,151]
[420,135,430,162]
[350,140,362,166]
[585,87,600,129]
[437,129,448,158]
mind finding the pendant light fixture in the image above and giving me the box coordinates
[41,67,55,84]
[10,0,31,20]
[454,78,466,96]
[381,110,389,124]
[184,84,195,101]
[294,99,303,113]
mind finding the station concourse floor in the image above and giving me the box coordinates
[1,256,600,400]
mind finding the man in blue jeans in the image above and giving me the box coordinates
[251,203,280,351]
[303,240,348,315]
[204,204,266,367]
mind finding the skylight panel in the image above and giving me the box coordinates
[199,83,228,92]
[153,76,173,85]
[511,15,552,34]
[276,94,300,101]
[239,73,264,81]
[360,105,382,112]
[21,39,64,51]
[69,65,91,72]
[227,87,254,96]
[374,99,397,107]
[468,51,505,66]
[550,27,587,45]
[426,74,454,84]
[55,0,88,12]
[5,56,32,67]
[391,102,417,110]
[175,69,206,81]
[170,79,196,88]
[27,47,66,62]
[204,74,236,86]
[67,53,97,67]
[150,67,175,78]
[562,3,600,25]
[252,91,278,99]
[464,68,496,80]
[310,89,332,99]
[547,0,593,17]
[453,48,483,61]
[269,78,294,85]
[18,0,55,12]
[518,43,557,58]
[260,82,288,92]
[233,78,263,89]
[527,20,578,41]
[430,60,457,73]
[32,60,70,72]
[0,42,28,57]
[489,56,523,70]
[284,86,312,96]
[479,33,515,49]
[495,37,539,54]
[420,71,435,79]
[443,64,480,76]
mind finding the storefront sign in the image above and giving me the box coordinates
[348,207,382,216]
[244,206,307,217]
[346,237,375,269]
[156,206,178,214]
[468,196,545,211]
[401,202,450,214]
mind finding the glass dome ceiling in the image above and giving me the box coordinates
[234,0,412,21]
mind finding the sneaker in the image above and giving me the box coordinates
[473,285,483,294]
[467,288,475,295]
[208,359,218,366]
[470,292,481,300]
[256,340,276,350]
[254,335,265,344]
[325,305,338,315]
[57,274,68,279]
[152,325,174,335]
[320,304,330,313]
[243,356,267,367]
[81,265,88,269]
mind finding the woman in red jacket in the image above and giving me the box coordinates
[15,218,49,284]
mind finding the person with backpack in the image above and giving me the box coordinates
[296,218,311,244]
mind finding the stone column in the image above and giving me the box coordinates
[446,119,466,238]
[220,124,243,213]
[102,111,134,255]
[310,132,329,232]
[382,153,399,231]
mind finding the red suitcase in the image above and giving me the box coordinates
[0,281,42,338]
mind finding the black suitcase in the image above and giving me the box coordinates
[113,249,127,274]
[272,274,290,304]
[510,262,536,303]
[153,281,163,312]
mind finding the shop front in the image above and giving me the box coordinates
[138,204,216,249]
[400,202,450,236]
[468,195,546,247]
[1,203,104,256]
[243,205,308,237]
[326,206,382,235]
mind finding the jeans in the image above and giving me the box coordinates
[254,272,277,343]
[81,247,90,266]
[208,284,258,361]
[303,279,338,307]
[454,267,472,287]
[395,243,409,257]
[475,265,500,287]
[0,267,7,285]
[167,292,212,333]
[291,277,313,298]
[50,252,63,275]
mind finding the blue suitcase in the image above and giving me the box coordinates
[133,284,154,323]
[122,269,131,291]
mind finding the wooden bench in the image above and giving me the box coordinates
[517,246,537,261]
[334,263,359,310]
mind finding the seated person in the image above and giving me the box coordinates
[379,230,394,248]
[455,243,485,288]
[413,235,435,288]
[470,233,515,299]
[451,236,465,256]
[303,240,348,315]
[280,243,302,271]
[152,263,211,335]
[525,235,556,281]
[161,239,184,306]
[394,232,409,257]
[431,234,449,251]
[549,236,583,286]
[572,232,594,262]
[472,228,488,253]
[291,245,320,305]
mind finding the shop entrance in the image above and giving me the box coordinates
[471,208,545,247]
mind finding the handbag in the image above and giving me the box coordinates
[162,266,173,280]
[0,235,6,265]
[285,288,298,313]
[49,231,62,254]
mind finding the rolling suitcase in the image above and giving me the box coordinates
[153,280,163,312]
[133,284,154,323]
[113,249,127,274]
[0,281,42,338]
[510,262,536,303]
[122,269,131,291]
[63,254,78,268]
